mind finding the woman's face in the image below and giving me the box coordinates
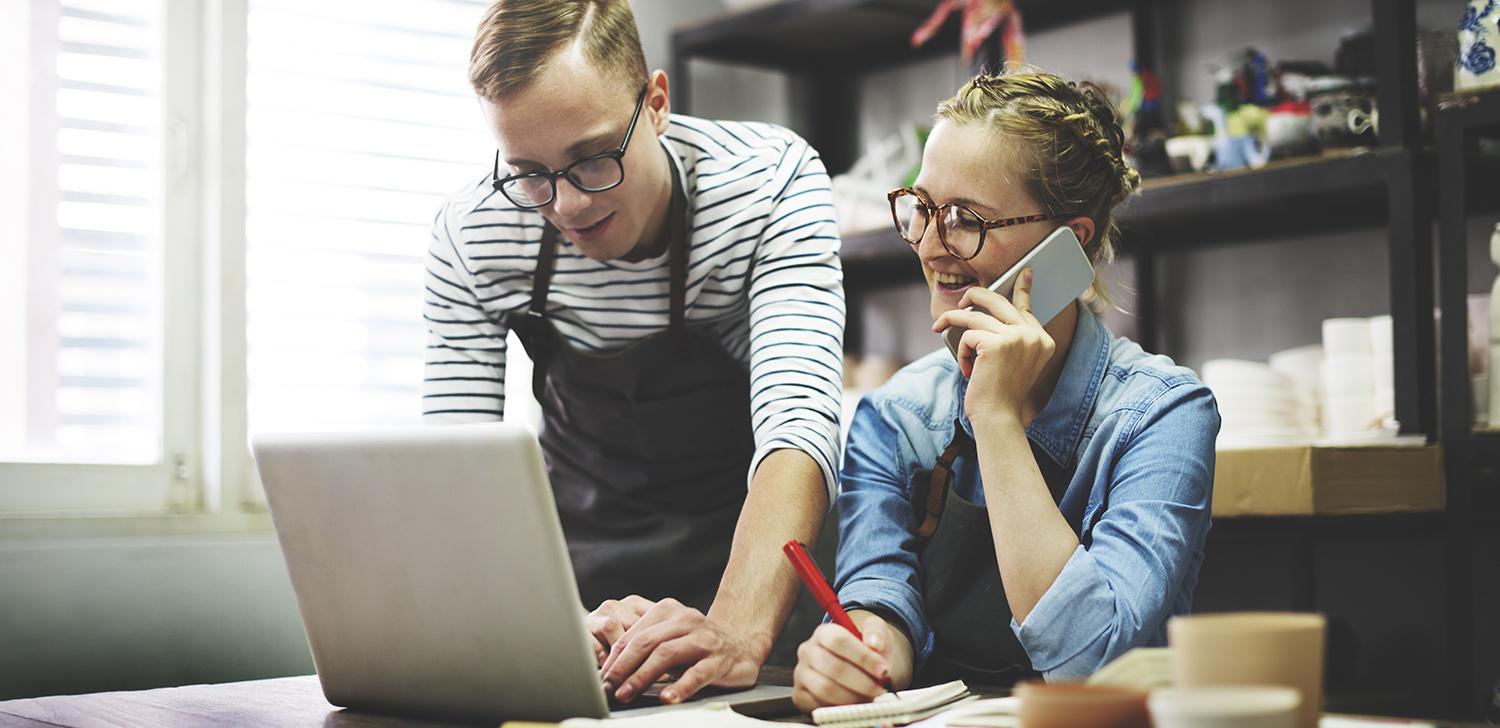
[910,120,1059,323]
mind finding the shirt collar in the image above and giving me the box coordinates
[954,302,1111,468]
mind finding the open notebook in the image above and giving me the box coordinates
[810,680,974,728]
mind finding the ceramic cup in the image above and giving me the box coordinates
[1149,686,1301,728]
[1346,107,1379,137]
[1015,682,1151,728]
[1265,110,1316,159]
[1309,91,1375,148]
[1165,135,1214,174]
[1168,613,1326,728]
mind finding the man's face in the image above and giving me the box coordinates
[481,44,669,262]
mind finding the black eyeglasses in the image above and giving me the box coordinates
[888,187,1061,260]
[491,83,649,209]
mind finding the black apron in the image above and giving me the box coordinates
[505,164,755,613]
[909,424,1072,687]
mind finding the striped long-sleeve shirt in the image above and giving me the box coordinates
[423,114,845,500]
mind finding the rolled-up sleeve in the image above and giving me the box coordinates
[1013,383,1219,679]
[744,140,846,503]
[833,395,937,667]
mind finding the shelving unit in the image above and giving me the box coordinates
[674,0,1437,437]
[674,0,1489,716]
[1435,86,1500,720]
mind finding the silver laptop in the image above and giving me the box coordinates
[253,423,793,723]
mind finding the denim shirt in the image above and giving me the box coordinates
[834,303,1220,680]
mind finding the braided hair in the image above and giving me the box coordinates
[937,71,1140,311]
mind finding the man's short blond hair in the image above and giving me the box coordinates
[469,0,649,100]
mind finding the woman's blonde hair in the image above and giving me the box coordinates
[935,70,1140,311]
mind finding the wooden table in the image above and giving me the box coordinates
[1,674,1489,727]
[0,672,804,728]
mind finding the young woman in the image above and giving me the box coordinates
[792,71,1220,710]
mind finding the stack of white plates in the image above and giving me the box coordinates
[1268,344,1323,433]
[1202,359,1317,450]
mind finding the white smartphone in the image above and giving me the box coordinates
[942,225,1096,359]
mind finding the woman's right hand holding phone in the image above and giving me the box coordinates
[792,610,914,712]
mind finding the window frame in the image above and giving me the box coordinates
[0,0,265,527]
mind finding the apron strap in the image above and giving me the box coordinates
[666,154,689,343]
[527,224,561,403]
[529,224,560,316]
[915,421,970,541]
[668,212,686,339]
[523,152,688,393]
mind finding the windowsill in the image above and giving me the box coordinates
[0,509,275,541]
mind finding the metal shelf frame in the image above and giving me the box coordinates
[1435,88,1500,718]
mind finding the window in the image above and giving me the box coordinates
[243,0,499,436]
[1,0,165,465]
[3,0,536,519]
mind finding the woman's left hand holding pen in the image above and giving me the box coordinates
[792,610,913,712]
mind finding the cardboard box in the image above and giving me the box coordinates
[1212,444,1445,517]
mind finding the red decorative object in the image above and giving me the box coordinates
[911,0,1026,66]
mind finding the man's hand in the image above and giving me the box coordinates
[585,595,656,666]
[597,598,760,704]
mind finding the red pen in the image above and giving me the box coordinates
[784,540,894,691]
[783,539,862,639]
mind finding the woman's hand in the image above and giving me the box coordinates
[930,269,1055,424]
[792,611,913,712]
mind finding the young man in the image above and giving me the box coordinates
[422,0,844,705]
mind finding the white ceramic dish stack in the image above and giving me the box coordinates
[1202,359,1317,450]
[1268,344,1323,435]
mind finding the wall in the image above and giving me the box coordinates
[0,535,312,700]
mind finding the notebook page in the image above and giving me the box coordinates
[811,680,970,725]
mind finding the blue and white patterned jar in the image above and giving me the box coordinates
[1458,0,1500,91]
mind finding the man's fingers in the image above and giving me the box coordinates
[587,596,652,650]
[617,635,706,702]
[661,662,711,705]
[602,618,694,698]
[662,655,746,704]
[620,595,655,615]
[599,600,683,676]
[586,612,626,652]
